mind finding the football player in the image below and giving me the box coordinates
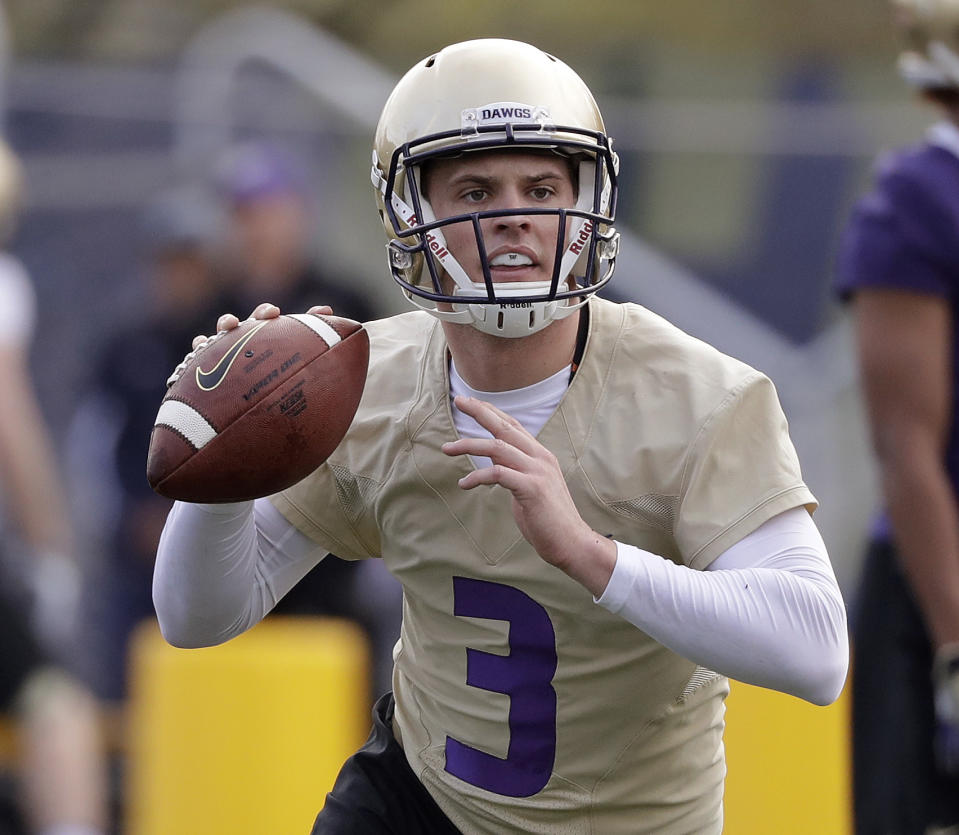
[154,40,848,833]
[837,1,959,831]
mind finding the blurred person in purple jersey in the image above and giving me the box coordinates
[0,139,107,835]
[836,1,959,831]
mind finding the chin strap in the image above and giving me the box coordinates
[569,304,590,382]
[453,282,582,338]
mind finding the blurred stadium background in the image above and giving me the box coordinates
[0,0,925,830]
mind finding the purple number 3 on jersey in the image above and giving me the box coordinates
[446,577,558,797]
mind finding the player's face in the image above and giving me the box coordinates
[424,150,577,287]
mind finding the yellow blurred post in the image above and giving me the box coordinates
[723,679,852,834]
[126,617,370,835]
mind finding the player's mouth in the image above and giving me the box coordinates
[487,247,540,280]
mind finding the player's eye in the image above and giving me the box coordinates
[530,186,555,200]
[463,189,488,203]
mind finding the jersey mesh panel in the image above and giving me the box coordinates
[609,494,678,533]
[680,666,723,701]
[329,463,379,526]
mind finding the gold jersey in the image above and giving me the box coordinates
[272,296,816,833]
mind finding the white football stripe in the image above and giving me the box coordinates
[288,313,341,347]
[155,400,217,450]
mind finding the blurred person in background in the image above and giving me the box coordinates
[212,139,400,695]
[0,139,107,835]
[69,183,230,704]
[212,139,377,320]
[836,1,959,831]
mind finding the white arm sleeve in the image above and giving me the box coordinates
[596,506,849,705]
[152,497,327,648]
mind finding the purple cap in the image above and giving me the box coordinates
[213,141,307,204]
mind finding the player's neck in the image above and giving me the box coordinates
[442,313,579,392]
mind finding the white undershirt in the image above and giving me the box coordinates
[449,359,570,470]
[154,369,848,705]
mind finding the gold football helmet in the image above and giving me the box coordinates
[370,39,619,338]
[893,0,959,88]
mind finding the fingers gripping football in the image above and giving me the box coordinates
[188,302,329,350]
[442,396,595,570]
[182,303,333,377]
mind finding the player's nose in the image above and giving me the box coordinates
[492,210,532,232]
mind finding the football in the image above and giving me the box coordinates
[146,313,369,502]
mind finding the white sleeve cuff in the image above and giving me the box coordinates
[593,540,637,610]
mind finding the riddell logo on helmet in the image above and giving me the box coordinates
[409,213,450,260]
[426,231,449,259]
[569,221,594,255]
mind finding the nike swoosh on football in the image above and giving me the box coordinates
[195,321,269,391]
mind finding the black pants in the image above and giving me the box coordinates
[312,693,462,834]
[852,539,959,834]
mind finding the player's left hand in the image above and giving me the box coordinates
[442,396,615,594]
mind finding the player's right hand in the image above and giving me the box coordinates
[933,642,959,775]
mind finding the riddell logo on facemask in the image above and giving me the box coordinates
[427,232,449,259]
[569,221,594,255]
[500,302,533,309]
[409,213,450,260]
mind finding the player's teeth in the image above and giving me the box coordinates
[490,252,533,267]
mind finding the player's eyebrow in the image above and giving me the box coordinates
[447,173,495,189]
[448,171,566,188]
